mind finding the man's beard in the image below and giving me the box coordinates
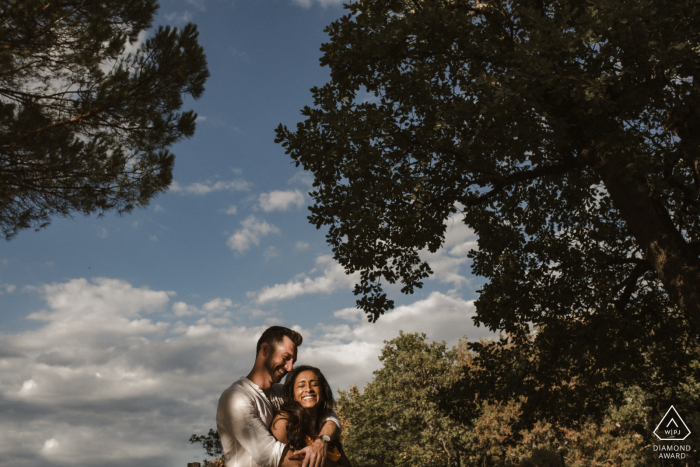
[265,353,286,383]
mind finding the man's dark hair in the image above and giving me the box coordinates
[256,326,303,356]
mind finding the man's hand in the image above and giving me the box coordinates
[288,439,327,467]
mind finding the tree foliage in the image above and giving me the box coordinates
[275,0,700,346]
[0,0,209,238]
[449,305,700,428]
[337,332,699,467]
[190,428,224,467]
[338,332,466,467]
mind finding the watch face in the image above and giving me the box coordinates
[320,435,331,442]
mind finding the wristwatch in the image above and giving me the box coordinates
[317,434,331,444]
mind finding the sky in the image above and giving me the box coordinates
[0,1,493,466]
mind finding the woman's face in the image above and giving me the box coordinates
[293,370,324,410]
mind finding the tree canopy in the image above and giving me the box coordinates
[337,332,662,467]
[0,0,209,239]
[276,0,700,343]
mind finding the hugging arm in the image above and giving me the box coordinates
[272,415,344,467]
[223,393,286,467]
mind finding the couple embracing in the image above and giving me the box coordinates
[216,326,352,467]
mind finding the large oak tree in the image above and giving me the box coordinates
[0,0,209,238]
[276,0,700,344]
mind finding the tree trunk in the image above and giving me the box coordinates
[597,156,700,323]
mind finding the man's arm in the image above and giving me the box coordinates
[287,420,341,467]
[280,445,343,467]
[218,389,286,467]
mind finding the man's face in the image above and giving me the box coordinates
[264,336,297,383]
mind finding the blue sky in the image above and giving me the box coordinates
[0,1,491,466]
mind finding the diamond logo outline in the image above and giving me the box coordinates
[654,406,691,441]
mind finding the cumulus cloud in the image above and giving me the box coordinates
[170,179,251,195]
[288,171,314,187]
[333,307,362,322]
[251,255,359,304]
[295,241,309,250]
[258,189,305,212]
[172,298,236,326]
[0,279,260,466]
[0,276,491,466]
[227,216,280,253]
[420,214,478,291]
[299,291,486,390]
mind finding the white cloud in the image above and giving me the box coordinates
[258,189,305,212]
[170,179,251,195]
[334,307,363,323]
[0,277,492,466]
[123,30,148,56]
[203,298,233,314]
[186,0,206,11]
[5,284,15,293]
[251,255,358,304]
[295,241,309,250]
[419,215,478,291]
[41,438,59,453]
[225,205,238,215]
[20,379,37,394]
[96,227,108,238]
[153,204,164,212]
[288,172,314,187]
[299,292,487,390]
[164,10,193,23]
[227,216,280,253]
[172,301,198,317]
[264,246,279,260]
[172,298,235,322]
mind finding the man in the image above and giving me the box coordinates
[216,326,342,467]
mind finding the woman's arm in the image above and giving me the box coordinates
[271,414,289,444]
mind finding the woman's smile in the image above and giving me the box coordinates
[294,370,323,410]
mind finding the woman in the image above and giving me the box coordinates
[271,365,352,467]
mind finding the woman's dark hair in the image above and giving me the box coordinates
[276,365,335,450]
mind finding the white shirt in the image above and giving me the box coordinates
[216,377,341,467]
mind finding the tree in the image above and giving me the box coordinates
[337,332,467,467]
[275,0,700,344]
[190,429,224,467]
[0,0,209,239]
[338,332,655,467]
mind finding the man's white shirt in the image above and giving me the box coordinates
[216,377,341,467]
